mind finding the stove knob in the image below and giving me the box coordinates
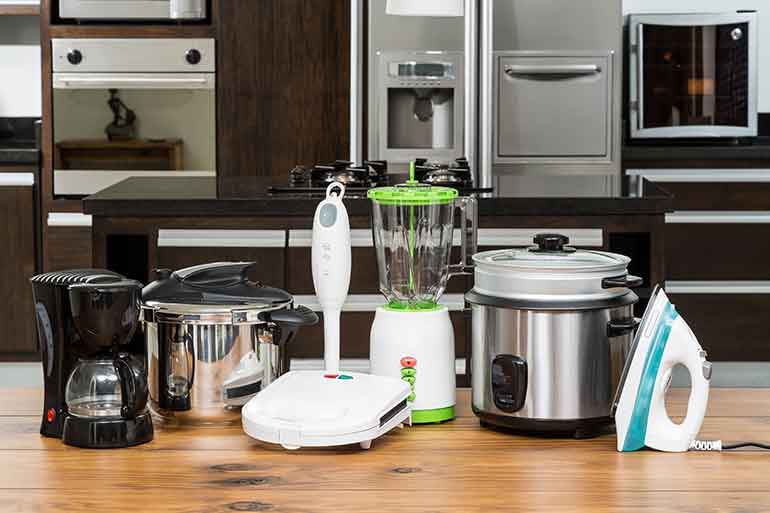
[185,49,202,65]
[67,49,82,65]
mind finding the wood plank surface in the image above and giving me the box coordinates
[1,388,769,512]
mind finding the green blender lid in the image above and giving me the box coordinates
[367,181,458,205]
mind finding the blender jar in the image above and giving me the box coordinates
[368,182,475,309]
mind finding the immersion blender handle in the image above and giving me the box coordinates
[449,196,477,278]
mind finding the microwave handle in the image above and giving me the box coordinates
[635,23,645,130]
[53,74,214,90]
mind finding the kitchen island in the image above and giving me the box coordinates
[81,176,671,384]
[1,387,769,512]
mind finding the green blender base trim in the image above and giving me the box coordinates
[411,406,455,424]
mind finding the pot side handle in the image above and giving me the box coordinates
[602,274,643,289]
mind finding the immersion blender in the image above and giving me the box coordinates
[311,182,351,373]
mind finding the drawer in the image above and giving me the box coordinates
[288,295,468,360]
[628,170,770,210]
[496,53,610,160]
[47,213,93,271]
[667,283,770,361]
[156,229,286,287]
[287,229,469,295]
[666,220,770,280]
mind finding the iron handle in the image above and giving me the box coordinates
[607,317,641,338]
[504,64,601,77]
[602,274,643,289]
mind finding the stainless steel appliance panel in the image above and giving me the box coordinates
[471,304,633,420]
[496,53,611,160]
[52,39,215,73]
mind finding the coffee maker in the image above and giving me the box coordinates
[31,270,153,448]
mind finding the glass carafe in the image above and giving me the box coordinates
[65,354,147,419]
[369,182,475,309]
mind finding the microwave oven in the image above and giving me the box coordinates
[59,0,206,20]
[628,12,758,139]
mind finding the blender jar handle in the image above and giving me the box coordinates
[449,196,477,278]
[114,353,137,419]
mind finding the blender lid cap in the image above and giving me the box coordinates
[367,183,458,205]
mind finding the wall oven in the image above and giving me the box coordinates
[628,12,758,140]
[59,0,206,21]
[52,38,216,197]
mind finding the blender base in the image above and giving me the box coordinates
[370,306,456,423]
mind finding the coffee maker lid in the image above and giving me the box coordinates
[30,269,125,287]
[141,262,293,321]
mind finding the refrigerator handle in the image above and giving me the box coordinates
[350,0,364,164]
[478,0,494,189]
[464,0,479,185]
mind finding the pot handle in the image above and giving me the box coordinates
[259,305,319,345]
[602,274,643,289]
[607,317,641,338]
[448,196,478,278]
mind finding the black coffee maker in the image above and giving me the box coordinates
[31,270,153,448]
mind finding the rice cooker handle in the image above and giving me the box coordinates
[602,274,643,289]
[607,317,641,338]
[449,196,477,278]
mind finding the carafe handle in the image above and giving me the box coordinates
[448,196,477,278]
[113,353,137,419]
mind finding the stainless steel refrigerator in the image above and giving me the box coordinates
[351,0,623,195]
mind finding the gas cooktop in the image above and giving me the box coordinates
[269,158,492,194]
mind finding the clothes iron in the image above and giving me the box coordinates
[613,286,712,452]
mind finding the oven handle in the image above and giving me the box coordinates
[53,74,215,90]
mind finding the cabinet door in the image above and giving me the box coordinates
[496,54,611,160]
[156,229,287,287]
[0,173,37,359]
[47,213,93,271]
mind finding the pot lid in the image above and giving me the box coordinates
[473,233,630,273]
[141,262,293,318]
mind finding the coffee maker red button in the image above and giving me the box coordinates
[47,408,56,423]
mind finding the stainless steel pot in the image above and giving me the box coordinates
[466,234,641,438]
[141,263,318,426]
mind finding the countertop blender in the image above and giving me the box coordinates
[368,167,476,423]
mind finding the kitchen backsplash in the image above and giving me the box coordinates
[0,16,41,117]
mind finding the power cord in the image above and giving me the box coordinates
[690,440,770,452]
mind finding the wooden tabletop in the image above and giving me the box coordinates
[1,388,769,513]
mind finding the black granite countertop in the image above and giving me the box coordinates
[83,176,672,218]
[0,118,40,165]
[623,137,770,162]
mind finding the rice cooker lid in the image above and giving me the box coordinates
[141,262,293,324]
[472,233,629,273]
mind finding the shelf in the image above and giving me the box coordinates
[48,23,214,38]
[0,3,40,15]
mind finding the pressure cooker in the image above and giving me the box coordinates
[466,234,642,438]
[141,262,318,425]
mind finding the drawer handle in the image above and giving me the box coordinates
[504,64,601,77]
[602,274,643,289]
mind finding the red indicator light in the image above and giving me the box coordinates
[400,356,417,368]
[46,408,56,423]
[324,374,339,379]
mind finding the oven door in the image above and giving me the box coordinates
[52,73,215,197]
[629,13,758,139]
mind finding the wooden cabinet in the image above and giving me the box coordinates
[46,213,92,272]
[0,171,38,360]
[216,0,351,194]
[627,168,770,361]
